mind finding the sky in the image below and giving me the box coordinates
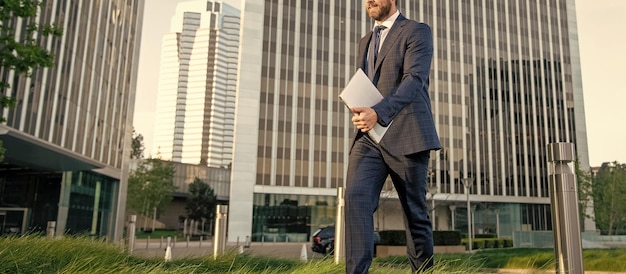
[134,0,626,167]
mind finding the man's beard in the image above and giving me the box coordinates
[367,1,392,21]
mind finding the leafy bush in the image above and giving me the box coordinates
[378,230,406,246]
[462,238,486,250]
[461,236,514,250]
[379,230,462,246]
[433,230,462,246]
[473,239,485,249]
[474,233,497,239]
[134,228,183,239]
[484,239,495,248]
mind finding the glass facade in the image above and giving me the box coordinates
[0,0,144,241]
[0,170,116,237]
[232,0,589,241]
[60,171,117,236]
[451,203,551,238]
[0,171,61,234]
[251,193,336,242]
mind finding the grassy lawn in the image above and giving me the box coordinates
[379,248,626,272]
[1,236,626,273]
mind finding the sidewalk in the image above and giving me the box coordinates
[244,242,326,260]
[131,242,318,261]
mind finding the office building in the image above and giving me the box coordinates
[0,0,144,241]
[229,0,592,242]
[152,0,240,168]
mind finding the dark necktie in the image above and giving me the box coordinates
[367,25,386,81]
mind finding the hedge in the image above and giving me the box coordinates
[378,230,462,246]
[378,230,512,250]
[379,230,406,246]
[433,230,462,246]
[462,237,514,250]
[474,233,497,239]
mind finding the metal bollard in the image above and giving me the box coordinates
[547,143,584,273]
[127,215,136,253]
[334,187,345,264]
[183,219,188,237]
[47,221,56,238]
[213,205,228,259]
[164,236,172,262]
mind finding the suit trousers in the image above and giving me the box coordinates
[345,133,434,273]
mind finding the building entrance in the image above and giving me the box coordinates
[0,207,29,235]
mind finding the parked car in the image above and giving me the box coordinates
[311,226,336,254]
[311,226,381,255]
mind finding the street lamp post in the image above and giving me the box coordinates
[428,185,438,230]
[462,177,474,252]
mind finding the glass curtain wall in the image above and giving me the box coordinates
[252,193,336,242]
[60,171,117,237]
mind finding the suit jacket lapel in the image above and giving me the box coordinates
[360,32,373,71]
[375,14,407,70]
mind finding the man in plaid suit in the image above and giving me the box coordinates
[345,0,441,273]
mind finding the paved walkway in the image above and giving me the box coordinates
[131,241,320,261]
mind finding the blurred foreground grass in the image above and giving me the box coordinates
[1,236,625,273]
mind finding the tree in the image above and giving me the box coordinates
[593,161,626,235]
[185,177,217,233]
[0,0,62,159]
[131,128,145,159]
[126,159,177,230]
[575,158,593,224]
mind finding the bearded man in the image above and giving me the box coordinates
[344,0,441,273]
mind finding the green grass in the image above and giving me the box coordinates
[1,236,626,273]
[473,248,626,271]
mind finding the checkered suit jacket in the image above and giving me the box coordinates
[356,14,442,156]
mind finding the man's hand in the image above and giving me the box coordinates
[350,107,378,132]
